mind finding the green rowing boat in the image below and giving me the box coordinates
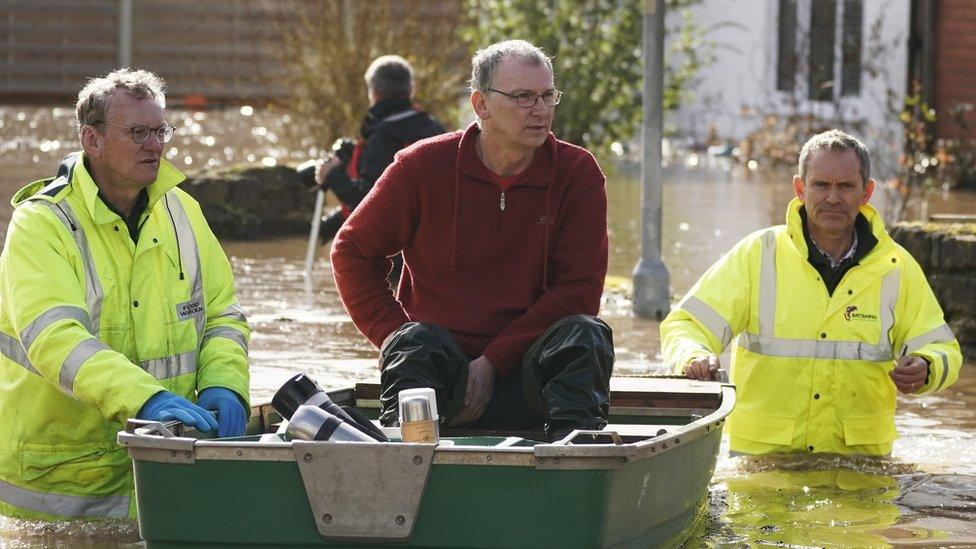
[118,376,735,548]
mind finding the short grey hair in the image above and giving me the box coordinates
[798,129,871,185]
[469,39,554,92]
[364,55,413,99]
[76,68,166,130]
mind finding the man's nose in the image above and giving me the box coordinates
[143,134,165,152]
[529,95,549,115]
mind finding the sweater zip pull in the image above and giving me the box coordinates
[499,192,506,211]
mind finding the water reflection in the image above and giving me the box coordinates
[722,465,901,548]
[702,453,976,548]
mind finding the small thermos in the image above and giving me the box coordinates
[286,405,377,442]
[398,388,439,444]
[272,373,387,441]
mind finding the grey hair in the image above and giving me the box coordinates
[76,68,166,130]
[469,39,553,92]
[798,129,871,184]
[364,55,414,99]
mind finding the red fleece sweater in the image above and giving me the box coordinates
[331,123,609,376]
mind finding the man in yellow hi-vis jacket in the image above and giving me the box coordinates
[0,69,250,520]
[661,129,961,456]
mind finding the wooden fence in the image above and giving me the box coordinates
[0,0,293,104]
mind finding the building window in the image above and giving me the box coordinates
[776,0,798,92]
[777,0,863,100]
[840,0,863,96]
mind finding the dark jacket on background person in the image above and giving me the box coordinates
[331,122,609,377]
[326,97,445,209]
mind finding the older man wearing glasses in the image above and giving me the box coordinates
[0,68,249,520]
[332,40,613,439]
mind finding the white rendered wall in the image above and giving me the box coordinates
[669,0,910,177]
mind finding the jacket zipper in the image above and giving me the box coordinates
[499,192,506,211]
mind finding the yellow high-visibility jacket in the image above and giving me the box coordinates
[661,198,961,456]
[0,152,250,520]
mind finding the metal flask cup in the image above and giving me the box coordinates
[271,373,387,441]
[398,388,439,444]
[286,405,377,442]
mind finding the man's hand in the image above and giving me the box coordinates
[449,355,496,426]
[890,355,929,394]
[314,156,342,186]
[683,355,720,381]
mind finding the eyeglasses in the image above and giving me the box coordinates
[99,121,176,144]
[487,88,563,108]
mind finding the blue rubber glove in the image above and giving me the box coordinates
[197,387,247,438]
[138,391,219,433]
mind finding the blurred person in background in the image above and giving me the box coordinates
[304,55,444,251]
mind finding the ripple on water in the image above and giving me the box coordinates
[693,453,976,548]
[0,516,141,547]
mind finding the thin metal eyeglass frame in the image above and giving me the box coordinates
[486,88,563,108]
[98,121,176,144]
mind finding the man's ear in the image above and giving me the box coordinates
[470,90,489,120]
[862,178,876,204]
[792,174,805,201]
[80,125,101,159]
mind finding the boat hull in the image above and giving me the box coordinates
[122,378,734,548]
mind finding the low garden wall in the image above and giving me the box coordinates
[891,223,976,360]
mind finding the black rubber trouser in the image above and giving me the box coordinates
[378,315,614,439]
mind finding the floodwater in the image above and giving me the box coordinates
[0,106,974,548]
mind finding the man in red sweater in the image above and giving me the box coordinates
[331,39,612,438]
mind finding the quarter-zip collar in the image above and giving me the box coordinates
[456,122,556,187]
[450,123,558,288]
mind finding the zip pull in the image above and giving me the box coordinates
[499,192,506,211]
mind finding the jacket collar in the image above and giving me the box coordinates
[784,197,893,260]
[65,152,185,224]
[362,97,415,137]
[455,121,557,188]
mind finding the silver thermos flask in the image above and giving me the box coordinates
[286,405,378,442]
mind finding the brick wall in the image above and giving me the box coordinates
[935,0,976,139]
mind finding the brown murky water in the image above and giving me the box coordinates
[1,106,974,547]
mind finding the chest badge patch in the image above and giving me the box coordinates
[844,305,878,322]
[176,299,204,321]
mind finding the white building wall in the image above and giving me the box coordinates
[669,0,910,177]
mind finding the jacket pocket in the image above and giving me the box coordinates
[728,406,796,446]
[843,411,897,446]
[20,442,121,486]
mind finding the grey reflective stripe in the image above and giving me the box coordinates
[141,350,198,379]
[933,350,950,391]
[679,296,733,350]
[744,232,900,363]
[0,478,128,518]
[902,324,955,356]
[163,194,205,343]
[877,268,900,354]
[20,306,91,351]
[738,332,894,361]
[201,326,248,354]
[216,303,247,323]
[60,339,111,395]
[44,201,104,335]
[381,109,420,123]
[758,230,777,336]
[0,331,38,374]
